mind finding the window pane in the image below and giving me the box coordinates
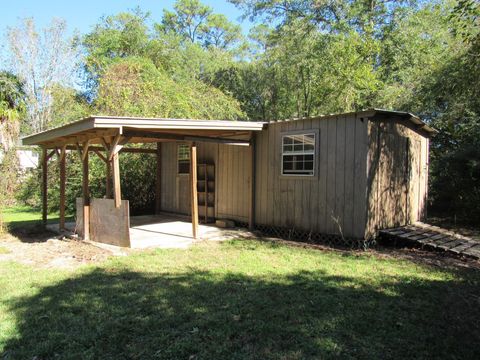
[178,144,190,174]
[281,133,316,176]
[283,136,293,145]
[293,135,303,145]
[283,144,293,152]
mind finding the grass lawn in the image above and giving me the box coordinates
[1,205,72,229]
[0,240,479,359]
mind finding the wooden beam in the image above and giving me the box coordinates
[41,147,48,227]
[59,145,67,230]
[108,135,131,161]
[190,143,199,239]
[101,138,113,199]
[109,134,121,157]
[82,148,90,240]
[248,134,256,230]
[122,130,251,146]
[47,149,57,161]
[81,140,91,161]
[155,142,162,214]
[112,152,121,208]
[64,145,156,154]
[100,137,110,152]
[184,136,250,146]
[122,130,183,141]
[93,149,108,163]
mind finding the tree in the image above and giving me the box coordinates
[82,9,150,95]
[0,72,25,232]
[413,0,480,222]
[202,13,243,49]
[6,18,79,133]
[49,85,91,128]
[162,0,212,43]
[161,0,243,51]
[95,57,245,120]
[0,72,25,151]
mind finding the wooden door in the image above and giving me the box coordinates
[176,175,191,215]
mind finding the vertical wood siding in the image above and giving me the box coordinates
[216,144,250,222]
[158,114,428,241]
[365,119,429,239]
[254,114,369,239]
[159,141,250,222]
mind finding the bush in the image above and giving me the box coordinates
[0,150,21,232]
[17,149,157,217]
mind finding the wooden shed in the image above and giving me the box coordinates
[22,108,435,246]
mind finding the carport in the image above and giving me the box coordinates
[22,116,265,247]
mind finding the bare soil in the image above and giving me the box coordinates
[0,230,123,269]
[261,237,480,270]
[427,216,480,241]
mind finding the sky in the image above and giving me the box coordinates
[0,0,252,36]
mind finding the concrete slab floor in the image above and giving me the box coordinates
[129,214,255,249]
[47,214,256,250]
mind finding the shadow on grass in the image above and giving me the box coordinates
[6,218,74,243]
[2,267,480,359]
[6,222,59,243]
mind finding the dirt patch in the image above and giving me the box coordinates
[0,232,127,269]
[370,246,480,270]
[427,217,480,241]
[260,237,480,270]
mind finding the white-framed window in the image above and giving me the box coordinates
[281,133,315,176]
[177,144,190,174]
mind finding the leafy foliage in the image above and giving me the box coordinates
[0,72,25,232]
[96,57,244,119]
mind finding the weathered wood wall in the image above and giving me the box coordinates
[365,118,429,239]
[159,142,250,223]
[254,114,369,239]
[158,114,429,241]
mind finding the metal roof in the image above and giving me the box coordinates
[22,116,267,146]
[22,109,436,146]
[269,108,437,136]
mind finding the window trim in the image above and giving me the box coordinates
[280,129,319,179]
[177,143,190,175]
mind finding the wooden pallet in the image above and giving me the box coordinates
[379,222,480,260]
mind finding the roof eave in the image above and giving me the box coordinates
[21,116,267,146]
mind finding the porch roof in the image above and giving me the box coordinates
[22,116,267,147]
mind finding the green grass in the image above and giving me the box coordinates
[0,240,479,359]
[1,205,73,229]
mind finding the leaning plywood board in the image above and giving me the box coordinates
[89,198,131,247]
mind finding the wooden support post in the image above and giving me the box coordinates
[155,142,162,214]
[106,161,112,199]
[102,134,124,208]
[41,147,48,227]
[190,143,199,239]
[59,146,66,230]
[81,145,90,240]
[100,137,113,199]
[248,135,255,231]
[112,152,121,208]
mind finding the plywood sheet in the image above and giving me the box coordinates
[89,198,131,247]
